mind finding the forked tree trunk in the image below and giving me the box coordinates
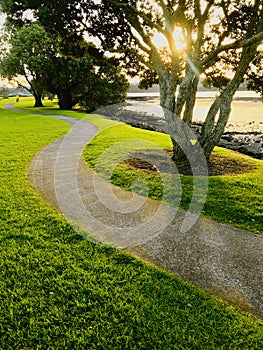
[159,71,200,171]
[159,43,258,166]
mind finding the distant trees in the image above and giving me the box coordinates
[1,0,263,163]
[0,85,8,99]
[0,22,129,110]
[43,44,129,110]
[0,23,53,106]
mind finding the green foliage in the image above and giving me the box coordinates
[0,22,129,111]
[79,58,129,112]
[138,69,159,90]
[202,71,231,91]
[0,0,81,35]
[0,99,263,348]
[45,53,129,111]
[0,23,55,106]
[45,55,94,110]
[0,23,53,78]
[246,51,263,98]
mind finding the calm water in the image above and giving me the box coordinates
[126,91,263,132]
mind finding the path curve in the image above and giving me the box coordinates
[4,103,263,318]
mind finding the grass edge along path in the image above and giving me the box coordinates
[1,97,262,348]
[16,97,263,234]
[82,118,263,235]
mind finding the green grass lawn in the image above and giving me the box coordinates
[82,121,263,234]
[0,97,262,348]
[17,97,263,234]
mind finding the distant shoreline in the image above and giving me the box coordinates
[127,90,261,100]
[126,92,263,134]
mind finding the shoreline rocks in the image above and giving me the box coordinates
[100,107,263,160]
[219,132,263,159]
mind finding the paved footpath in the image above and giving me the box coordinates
[5,104,263,318]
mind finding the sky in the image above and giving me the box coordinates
[0,12,5,28]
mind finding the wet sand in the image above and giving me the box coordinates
[126,95,263,133]
[195,99,263,133]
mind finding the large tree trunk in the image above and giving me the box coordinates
[58,90,74,110]
[160,71,201,172]
[159,74,177,112]
[33,91,43,107]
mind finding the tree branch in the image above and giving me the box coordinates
[109,0,166,35]
[130,29,152,55]
[193,0,214,61]
[201,31,263,68]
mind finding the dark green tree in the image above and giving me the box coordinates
[39,35,129,110]
[44,55,94,110]
[0,23,55,106]
[0,20,129,110]
[77,57,129,112]
[44,53,129,110]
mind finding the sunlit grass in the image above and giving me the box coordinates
[0,97,262,348]
[14,96,118,131]
[83,123,263,234]
[15,96,263,234]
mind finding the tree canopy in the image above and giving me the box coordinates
[0,21,129,110]
[0,23,55,106]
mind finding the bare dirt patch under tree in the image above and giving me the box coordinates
[125,150,257,176]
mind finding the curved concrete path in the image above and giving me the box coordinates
[4,104,263,318]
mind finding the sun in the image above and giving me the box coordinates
[152,27,186,51]
[173,27,186,50]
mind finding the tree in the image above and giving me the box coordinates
[78,56,130,112]
[38,35,129,110]
[0,21,129,110]
[0,23,55,107]
[93,0,263,163]
[44,55,95,110]
[1,1,263,163]
[44,53,129,110]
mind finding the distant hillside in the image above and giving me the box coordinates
[129,82,248,93]
[0,86,32,97]
[128,84,159,93]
